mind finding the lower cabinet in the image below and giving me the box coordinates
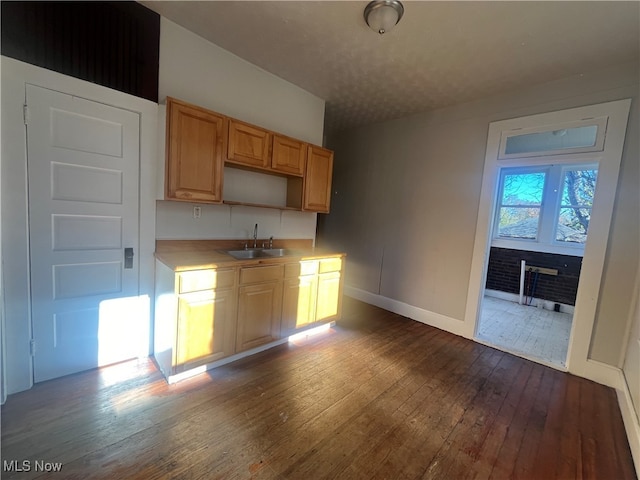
[316,271,342,322]
[154,262,239,377]
[154,254,344,380]
[176,287,237,371]
[281,273,318,336]
[236,264,284,352]
[281,256,344,336]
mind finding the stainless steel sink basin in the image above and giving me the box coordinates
[261,248,296,257]
[224,248,297,259]
[225,249,270,259]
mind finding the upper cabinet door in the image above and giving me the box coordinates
[166,97,226,203]
[272,135,306,176]
[227,119,271,169]
[303,145,334,213]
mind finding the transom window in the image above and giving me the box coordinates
[493,164,598,255]
[498,117,607,160]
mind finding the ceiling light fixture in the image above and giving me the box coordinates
[364,0,404,35]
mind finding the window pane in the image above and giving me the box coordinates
[556,207,591,243]
[501,172,545,205]
[505,125,598,155]
[498,207,540,239]
[561,169,597,207]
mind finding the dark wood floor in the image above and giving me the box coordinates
[1,298,636,479]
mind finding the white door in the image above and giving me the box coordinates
[27,84,142,382]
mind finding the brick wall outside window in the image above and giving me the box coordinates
[485,247,582,305]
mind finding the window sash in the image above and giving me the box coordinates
[498,117,608,160]
[492,163,598,253]
[494,167,547,242]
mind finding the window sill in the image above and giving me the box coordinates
[491,238,584,257]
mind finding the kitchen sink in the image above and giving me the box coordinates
[225,249,270,259]
[224,248,297,259]
[261,248,296,257]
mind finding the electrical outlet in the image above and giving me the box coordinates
[193,206,201,219]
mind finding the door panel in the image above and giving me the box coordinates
[27,84,141,382]
[51,162,123,203]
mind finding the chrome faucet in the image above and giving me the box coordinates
[253,223,258,248]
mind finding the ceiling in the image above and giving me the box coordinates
[140,1,640,133]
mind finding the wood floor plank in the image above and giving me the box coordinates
[469,358,533,480]
[511,366,555,478]
[1,297,635,480]
[528,368,569,479]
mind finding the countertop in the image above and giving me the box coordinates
[155,248,346,272]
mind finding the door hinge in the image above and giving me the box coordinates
[29,339,36,356]
[23,104,30,125]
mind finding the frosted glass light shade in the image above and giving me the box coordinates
[364,1,404,35]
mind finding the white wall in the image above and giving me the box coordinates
[156,19,325,242]
[621,267,640,472]
[323,61,639,368]
[0,57,158,394]
[156,202,317,242]
[623,270,640,425]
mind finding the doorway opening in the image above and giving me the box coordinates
[476,163,596,368]
[466,99,631,375]
[478,247,580,367]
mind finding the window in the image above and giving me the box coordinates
[496,170,546,240]
[555,168,597,244]
[493,164,598,255]
[498,117,607,160]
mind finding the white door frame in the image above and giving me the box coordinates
[463,99,631,387]
[1,56,158,394]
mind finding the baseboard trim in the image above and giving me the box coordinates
[570,358,623,389]
[484,289,575,314]
[344,286,468,338]
[617,369,640,476]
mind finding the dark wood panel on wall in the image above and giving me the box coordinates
[485,247,582,305]
[1,1,160,102]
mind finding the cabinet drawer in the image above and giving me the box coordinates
[285,261,318,278]
[178,268,236,293]
[240,264,284,284]
[319,257,343,274]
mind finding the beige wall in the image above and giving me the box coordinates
[323,61,639,367]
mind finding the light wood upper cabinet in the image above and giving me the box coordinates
[227,119,271,169]
[165,97,226,203]
[164,97,334,212]
[304,145,334,213]
[272,135,306,176]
